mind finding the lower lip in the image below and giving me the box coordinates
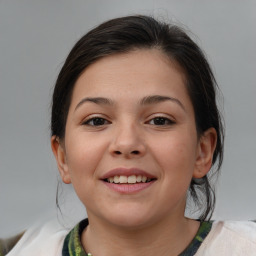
[103,181,155,194]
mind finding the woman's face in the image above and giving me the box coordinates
[53,49,214,229]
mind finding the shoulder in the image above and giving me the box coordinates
[212,220,256,244]
[3,219,70,256]
[196,220,256,256]
[0,233,24,256]
[219,220,256,241]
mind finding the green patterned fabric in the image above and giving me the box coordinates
[62,219,89,256]
[62,219,212,256]
[180,221,212,256]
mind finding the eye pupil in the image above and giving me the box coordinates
[154,117,167,125]
[93,118,105,126]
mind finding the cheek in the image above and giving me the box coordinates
[154,135,197,164]
[146,135,198,215]
[64,134,109,206]
[65,133,108,180]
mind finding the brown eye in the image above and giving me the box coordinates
[149,117,174,126]
[84,117,110,126]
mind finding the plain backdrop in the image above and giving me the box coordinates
[0,0,255,237]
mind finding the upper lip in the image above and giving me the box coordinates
[100,168,156,180]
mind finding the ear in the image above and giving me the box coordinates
[193,128,217,179]
[51,136,71,184]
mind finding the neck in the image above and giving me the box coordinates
[81,214,200,256]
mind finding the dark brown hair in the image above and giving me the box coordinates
[51,15,224,221]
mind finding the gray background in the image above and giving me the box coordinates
[0,0,255,237]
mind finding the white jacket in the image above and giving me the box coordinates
[196,221,256,255]
[6,219,68,256]
[6,219,256,256]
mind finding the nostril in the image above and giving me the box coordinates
[113,150,140,155]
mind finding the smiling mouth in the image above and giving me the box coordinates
[104,175,156,184]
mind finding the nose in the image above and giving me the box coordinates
[109,123,146,158]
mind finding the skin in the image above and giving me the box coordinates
[52,49,217,256]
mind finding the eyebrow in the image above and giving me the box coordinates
[140,95,186,111]
[75,97,114,111]
[74,95,185,111]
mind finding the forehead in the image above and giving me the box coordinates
[70,49,190,108]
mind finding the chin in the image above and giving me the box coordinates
[110,216,152,230]
[101,206,158,230]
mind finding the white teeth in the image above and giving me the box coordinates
[136,175,142,182]
[119,175,128,183]
[107,175,153,184]
[114,175,119,183]
[142,176,147,182]
[127,175,136,184]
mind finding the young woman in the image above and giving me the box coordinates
[2,15,256,256]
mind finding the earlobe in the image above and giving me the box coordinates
[51,136,71,184]
[193,128,217,179]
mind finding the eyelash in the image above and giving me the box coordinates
[83,117,111,126]
[82,116,175,127]
[147,116,175,126]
